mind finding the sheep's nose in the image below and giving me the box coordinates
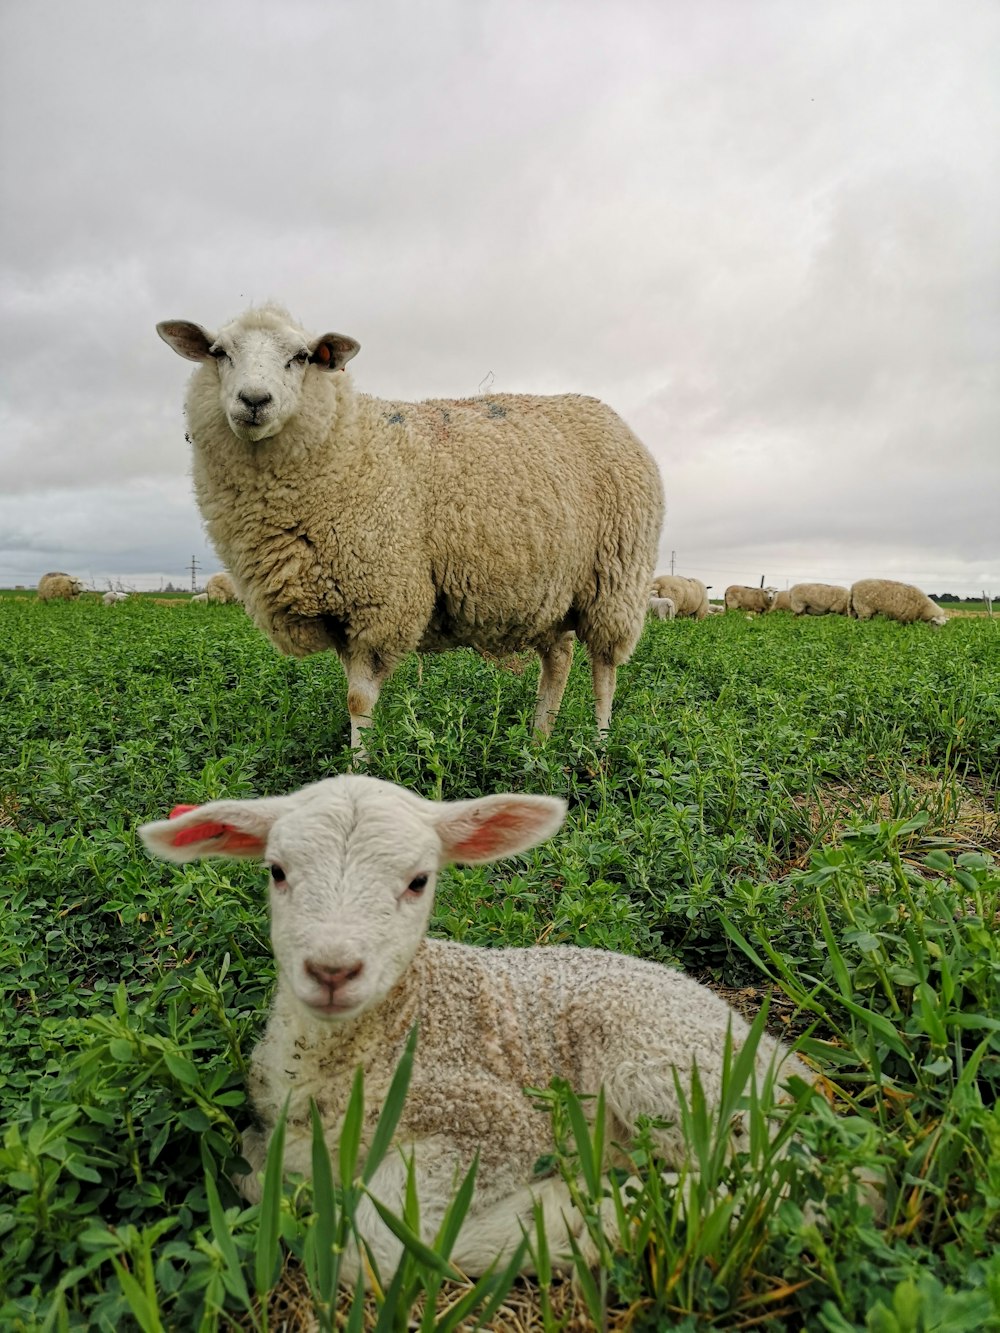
[304,959,364,990]
[238,389,273,409]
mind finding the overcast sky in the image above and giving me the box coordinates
[1,0,997,595]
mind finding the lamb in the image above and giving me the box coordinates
[769,590,792,613]
[204,571,240,604]
[724,585,778,613]
[788,583,850,616]
[37,572,84,602]
[651,574,709,619]
[647,595,676,621]
[102,591,129,606]
[157,306,665,748]
[139,774,808,1282]
[190,592,209,604]
[850,578,947,627]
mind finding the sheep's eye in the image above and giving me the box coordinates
[270,864,287,884]
[406,874,428,895]
[286,350,309,369]
[209,346,229,361]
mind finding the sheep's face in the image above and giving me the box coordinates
[157,313,360,444]
[139,775,566,1025]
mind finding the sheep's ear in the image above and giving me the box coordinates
[309,332,360,371]
[434,793,567,866]
[157,321,215,362]
[138,795,292,864]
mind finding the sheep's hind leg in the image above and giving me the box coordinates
[532,634,575,738]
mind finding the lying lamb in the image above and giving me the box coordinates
[140,775,809,1281]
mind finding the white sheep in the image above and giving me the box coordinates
[190,592,209,604]
[788,583,850,616]
[157,306,664,748]
[769,590,792,613]
[204,571,240,604]
[850,579,947,627]
[140,774,808,1282]
[724,585,778,614]
[647,595,676,621]
[651,574,709,619]
[102,591,129,606]
[37,572,84,602]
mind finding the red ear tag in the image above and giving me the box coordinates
[169,803,200,820]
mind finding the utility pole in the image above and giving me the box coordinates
[189,555,200,593]
[670,549,676,575]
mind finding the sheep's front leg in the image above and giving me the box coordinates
[589,653,617,734]
[532,634,575,738]
[340,644,395,752]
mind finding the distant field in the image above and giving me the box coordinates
[1,600,998,1329]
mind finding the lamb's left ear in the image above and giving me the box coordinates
[434,793,567,866]
[156,321,215,362]
[309,332,360,371]
[139,795,294,864]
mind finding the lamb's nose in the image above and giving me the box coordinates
[238,389,273,409]
[304,959,364,990]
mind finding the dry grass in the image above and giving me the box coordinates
[239,1258,606,1332]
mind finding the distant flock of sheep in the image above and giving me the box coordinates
[34,569,241,606]
[649,574,947,627]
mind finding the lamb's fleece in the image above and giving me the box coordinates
[647,594,676,621]
[204,571,239,604]
[651,574,709,619]
[789,582,850,616]
[140,774,809,1281]
[157,306,664,744]
[769,590,792,612]
[850,579,947,627]
[37,572,83,602]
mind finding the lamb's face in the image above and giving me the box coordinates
[156,311,360,444]
[264,789,441,1022]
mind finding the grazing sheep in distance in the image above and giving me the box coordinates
[190,592,209,604]
[769,590,792,612]
[102,591,129,606]
[37,572,84,602]
[850,579,947,627]
[204,571,240,604]
[140,773,808,1281]
[724,585,777,614]
[651,574,709,619]
[789,583,850,616]
[648,595,676,621]
[157,306,664,748]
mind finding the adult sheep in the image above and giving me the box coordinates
[37,572,84,602]
[651,574,709,619]
[157,306,664,748]
[789,583,850,616]
[850,579,947,627]
[205,571,240,604]
[769,590,792,613]
[724,585,777,614]
[140,773,810,1282]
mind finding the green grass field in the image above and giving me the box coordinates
[1,600,998,1330]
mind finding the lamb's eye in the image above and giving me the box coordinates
[270,864,287,884]
[406,874,428,895]
[209,346,229,361]
[287,350,309,368]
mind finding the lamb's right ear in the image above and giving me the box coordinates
[138,795,293,864]
[309,332,360,371]
[156,321,216,362]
